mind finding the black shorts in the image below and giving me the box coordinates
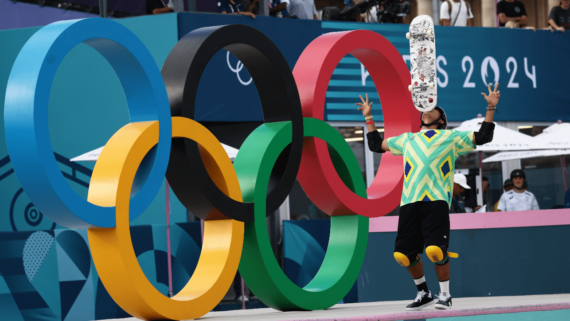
[395,200,450,259]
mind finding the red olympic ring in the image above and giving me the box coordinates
[295,30,421,217]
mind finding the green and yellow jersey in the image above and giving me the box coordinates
[387,129,476,207]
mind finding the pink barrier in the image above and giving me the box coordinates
[369,208,570,233]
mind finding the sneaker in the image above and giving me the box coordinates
[435,292,452,310]
[405,290,435,311]
[236,295,249,303]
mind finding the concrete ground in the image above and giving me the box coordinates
[101,293,570,321]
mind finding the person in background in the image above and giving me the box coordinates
[367,0,408,23]
[473,176,491,212]
[503,179,514,192]
[497,0,527,27]
[280,0,318,20]
[494,179,513,211]
[497,169,539,211]
[482,176,489,195]
[217,0,257,18]
[146,0,174,14]
[548,0,570,32]
[450,174,470,214]
[440,0,473,27]
[269,0,289,17]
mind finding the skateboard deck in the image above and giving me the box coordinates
[407,15,437,112]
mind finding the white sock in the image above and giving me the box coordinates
[439,280,450,296]
[413,275,426,285]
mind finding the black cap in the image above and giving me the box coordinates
[510,169,526,180]
[503,179,513,186]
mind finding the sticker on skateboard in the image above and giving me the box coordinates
[407,15,437,112]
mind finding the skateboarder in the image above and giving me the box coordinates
[356,84,500,310]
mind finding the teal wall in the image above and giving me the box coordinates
[0,13,188,231]
[358,226,570,302]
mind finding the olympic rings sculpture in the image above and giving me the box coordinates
[4,18,419,320]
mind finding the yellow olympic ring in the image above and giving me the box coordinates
[87,117,244,320]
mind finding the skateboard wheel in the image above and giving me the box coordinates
[408,85,413,92]
[427,31,432,37]
[406,32,411,40]
[429,82,435,89]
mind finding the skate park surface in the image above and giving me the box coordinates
[101,293,570,321]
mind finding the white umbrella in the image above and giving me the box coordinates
[453,118,534,151]
[528,126,570,150]
[541,122,570,135]
[454,117,534,206]
[71,143,239,162]
[483,149,570,163]
[483,122,570,191]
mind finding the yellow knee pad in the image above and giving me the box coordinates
[394,252,419,267]
[426,246,444,263]
[394,252,410,267]
[426,246,459,263]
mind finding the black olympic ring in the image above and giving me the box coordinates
[162,24,304,222]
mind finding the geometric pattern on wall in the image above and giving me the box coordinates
[0,222,202,321]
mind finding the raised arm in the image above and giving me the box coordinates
[474,83,500,145]
[356,94,390,153]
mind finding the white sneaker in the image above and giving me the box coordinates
[435,292,452,310]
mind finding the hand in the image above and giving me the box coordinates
[242,11,256,18]
[472,206,482,213]
[356,94,373,117]
[557,26,565,32]
[481,83,500,107]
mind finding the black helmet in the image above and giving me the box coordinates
[510,169,526,180]
[420,106,447,130]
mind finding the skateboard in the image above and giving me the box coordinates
[406,15,437,112]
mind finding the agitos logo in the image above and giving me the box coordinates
[4,19,418,320]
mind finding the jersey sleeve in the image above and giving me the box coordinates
[548,6,557,21]
[386,133,407,156]
[497,193,507,211]
[440,1,450,20]
[453,130,476,156]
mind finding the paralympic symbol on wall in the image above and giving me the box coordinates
[4,18,418,320]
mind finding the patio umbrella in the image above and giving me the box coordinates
[453,118,536,206]
[484,122,570,191]
[483,149,570,163]
[453,118,535,151]
[71,143,239,162]
[528,125,570,150]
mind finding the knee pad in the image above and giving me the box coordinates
[426,246,459,265]
[426,246,444,263]
[394,252,418,267]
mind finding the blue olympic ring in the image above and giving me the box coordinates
[4,18,172,228]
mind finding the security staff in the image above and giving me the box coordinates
[497,169,539,211]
